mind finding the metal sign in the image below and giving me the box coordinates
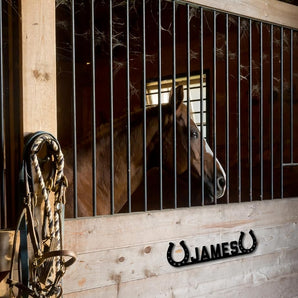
[167,230,257,267]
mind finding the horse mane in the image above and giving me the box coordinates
[78,103,173,147]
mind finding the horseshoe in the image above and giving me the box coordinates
[238,230,257,254]
[167,241,190,267]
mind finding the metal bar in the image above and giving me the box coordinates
[126,0,131,212]
[187,4,191,207]
[158,0,163,209]
[283,163,298,167]
[91,0,97,216]
[270,24,274,200]
[249,19,252,201]
[290,29,293,163]
[200,8,204,205]
[109,0,115,214]
[0,0,5,228]
[237,16,241,202]
[142,0,147,212]
[260,22,263,200]
[71,0,78,218]
[213,10,217,204]
[280,27,284,199]
[225,13,230,204]
[173,0,177,208]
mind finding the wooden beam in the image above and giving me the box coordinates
[21,0,57,136]
[183,0,298,29]
[0,1,57,296]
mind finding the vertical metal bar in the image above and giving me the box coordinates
[290,29,293,164]
[172,0,177,208]
[91,0,97,216]
[280,27,284,199]
[187,4,191,207]
[158,0,163,209]
[237,16,241,203]
[225,13,230,204]
[71,0,78,218]
[249,19,252,201]
[213,11,217,204]
[109,0,115,214]
[126,0,131,212]
[200,8,204,205]
[0,0,6,228]
[260,22,263,200]
[142,0,147,212]
[270,24,274,200]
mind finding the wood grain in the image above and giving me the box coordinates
[184,0,298,29]
[21,0,57,136]
[63,199,298,296]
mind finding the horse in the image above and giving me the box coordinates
[64,85,226,217]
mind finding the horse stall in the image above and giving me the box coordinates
[1,0,298,297]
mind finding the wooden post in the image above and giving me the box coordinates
[21,0,57,136]
[0,1,57,296]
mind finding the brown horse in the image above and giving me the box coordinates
[64,86,226,217]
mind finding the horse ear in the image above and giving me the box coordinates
[176,85,184,107]
[169,85,184,109]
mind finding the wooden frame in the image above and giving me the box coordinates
[0,0,56,295]
[185,0,298,29]
[61,0,298,296]
[21,0,57,136]
[1,0,298,296]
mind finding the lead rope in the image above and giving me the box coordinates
[31,135,61,293]
[7,132,76,297]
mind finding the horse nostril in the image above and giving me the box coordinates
[217,176,226,190]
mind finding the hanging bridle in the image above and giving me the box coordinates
[7,132,76,297]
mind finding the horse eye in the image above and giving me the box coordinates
[191,131,199,139]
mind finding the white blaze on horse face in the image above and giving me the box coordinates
[203,138,226,198]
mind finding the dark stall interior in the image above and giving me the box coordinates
[56,1,298,217]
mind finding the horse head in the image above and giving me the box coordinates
[162,85,226,203]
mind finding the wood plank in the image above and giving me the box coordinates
[64,199,298,254]
[63,285,117,298]
[184,0,298,29]
[0,230,16,272]
[63,219,298,293]
[208,272,298,298]
[21,0,57,136]
[64,247,298,296]
[64,272,298,298]
[0,230,19,297]
[0,1,57,295]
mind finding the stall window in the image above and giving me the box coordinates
[146,74,208,138]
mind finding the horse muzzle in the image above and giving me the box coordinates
[204,172,226,203]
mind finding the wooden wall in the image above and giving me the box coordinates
[61,1,298,296]
[0,0,57,296]
[63,199,298,297]
[1,0,298,297]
